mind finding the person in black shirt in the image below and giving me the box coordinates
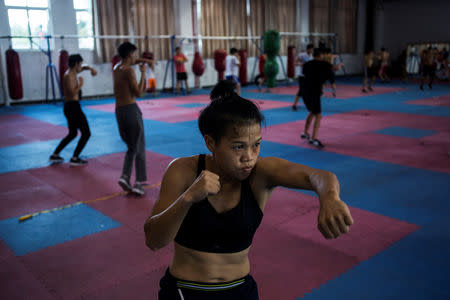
[301,48,335,148]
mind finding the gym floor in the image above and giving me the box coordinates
[0,78,449,299]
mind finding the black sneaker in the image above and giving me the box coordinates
[368,86,373,92]
[309,139,325,148]
[132,182,145,196]
[49,154,64,163]
[301,132,310,140]
[70,157,88,166]
[428,83,432,89]
[292,105,298,111]
[118,176,132,192]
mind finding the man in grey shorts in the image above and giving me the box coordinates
[113,42,148,195]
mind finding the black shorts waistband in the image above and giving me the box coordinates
[165,268,249,292]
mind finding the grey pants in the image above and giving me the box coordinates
[115,103,147,182]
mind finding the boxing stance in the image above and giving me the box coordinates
[145,80,353,299]
[50,54,97,166]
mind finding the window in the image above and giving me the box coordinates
[74,0,94,49]
[5,0,51,50]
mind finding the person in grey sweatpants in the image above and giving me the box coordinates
[116,104,146,188]
[113,42,150,195]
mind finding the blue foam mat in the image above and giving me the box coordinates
[0,204,121,256]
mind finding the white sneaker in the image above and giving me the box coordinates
[70,157,88,166]
[49,154,64,163]
[118,176,132,192]
[132,182,145,195]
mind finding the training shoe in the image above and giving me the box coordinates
[118,176,132,192]
[361,88,367,93]
[309,139,325,149]
[301,132,310,140]
[368,86,373,92]
[292,105,298,111]
[132,182,145,196]
[428,83,432,90]
[49,154,64,163]
[70,157,88,166]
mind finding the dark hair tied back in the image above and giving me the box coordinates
[199,80,265,142]
[210,80,237,101]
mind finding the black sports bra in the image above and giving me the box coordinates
[174,154,263,253]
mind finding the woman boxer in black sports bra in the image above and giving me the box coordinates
[144,80,354,299]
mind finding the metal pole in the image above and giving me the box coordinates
[277,54,288,81]
[54,64,64,101]
[1,34,339,40]
[260,35,264,56]
[0,44,9,106]
[250,36,262,82]
[250,56,257,83]
[171,35,176,93]
[162,58,170,91]
[45,65,49,102]
[47,36,57,104]
[50,64,56,104]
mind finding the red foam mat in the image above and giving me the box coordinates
[0,114,67,148]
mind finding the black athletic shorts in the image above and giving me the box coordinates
[303,93,321,114]
[422,65,435,77]
[365,66,377,78]
[176,72,188,81]
[330,71,336,83]
[158,268,259,300]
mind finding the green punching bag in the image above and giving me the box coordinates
[263,30,280,88]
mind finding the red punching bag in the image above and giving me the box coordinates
[6,49,23,100]
[142,51,153,60]
[259,54,266,76]
[192,51,205,76]
[58,49,69,91]
[111,54,121,70]
[238,49,248,86]
[214,49,227,81]
[287,45,296,78]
